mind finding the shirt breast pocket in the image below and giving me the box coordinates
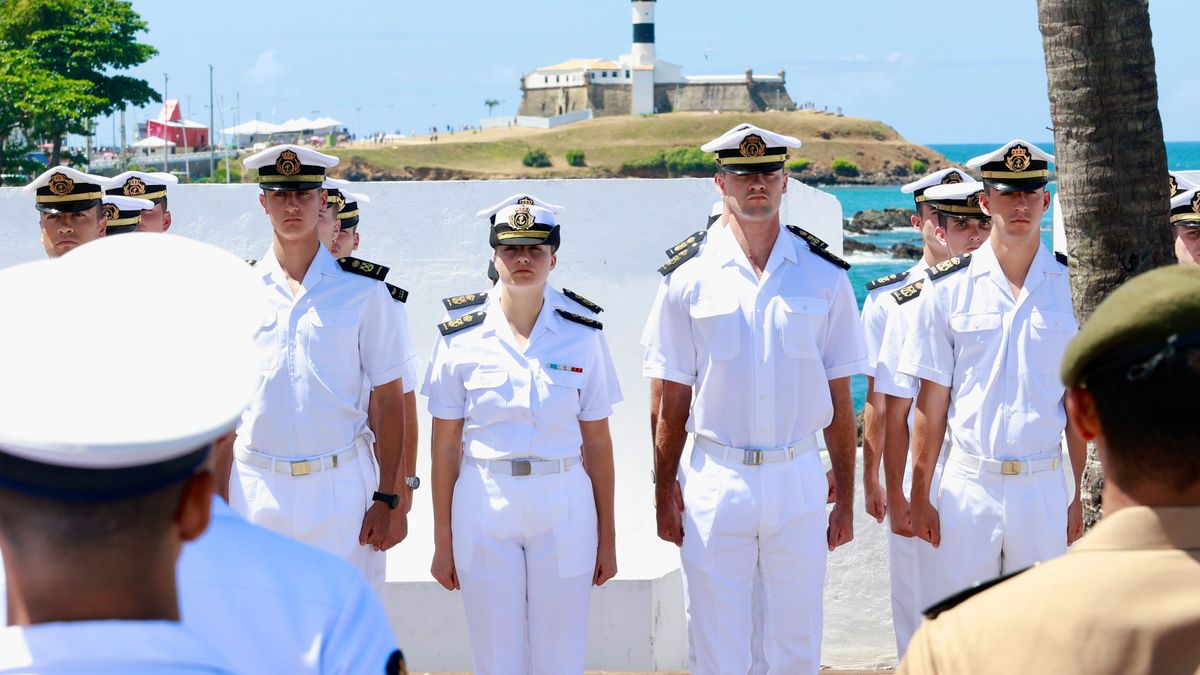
[541,368,586,420]
[779,296,828,360]
[255,311,281,372]
[305,309,359,373]
[689,297,741,360]
[950,312,1002,365]
[464,366,512,425]
[1030,309,1077,373]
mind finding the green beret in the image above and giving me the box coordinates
[1061,265,1200,387]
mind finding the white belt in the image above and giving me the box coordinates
[949,449,1061,476]
[693,434,817,466]
[468,455,580,477]
[235,440,360,477]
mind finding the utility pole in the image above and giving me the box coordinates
[209,65,215,178]
[119,107,126,172]
[163,73,169,172]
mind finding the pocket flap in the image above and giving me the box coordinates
[779,296,829,316]
[950,312,1002,333]
[1031,309,1076,333]
[689,296,739,319]
[465,366,509,390]
[544,368,586,389]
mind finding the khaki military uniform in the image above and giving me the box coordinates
[900,506,1200,674]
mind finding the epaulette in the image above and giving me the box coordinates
[926,254,972,281]
[245,259,257,267]
[785,225,830,250]
[442,292,487,310]
[338,256,389,281]
[891,280,924,305]
[562,288,603,313]
[437,311,485,336]
[658,243,701,276]
[705,213,720,230]
[664,230,706,258]
[386,283,408,303]
[1055,251,1069,266]
[555,308,603,330]
[866,270,909,291]
[923,566,1031,620]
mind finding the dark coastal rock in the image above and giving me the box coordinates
[853,208,912,231]
[843,238,881,254]
[843,219,867,235]
[890,243,922,259]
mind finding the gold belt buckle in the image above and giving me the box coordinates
[743,449,764,466]
[511,459,532,477]
[1001,460,1022,476]
[290,460,313,477]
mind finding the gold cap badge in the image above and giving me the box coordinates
[942,172,963,185]
[123,177,146,196]
[739,134,766,158]
[102,203,119,221]
[1169,176,1178,195]
[275,149,301,176]
[966,193,980,208]
[509,205,534,230]
[517,196,534,205]
[1004,145,1031,172]
[334,194,346,211]
[1192,191,1200,214]
[48,173,74,196]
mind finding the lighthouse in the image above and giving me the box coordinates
[630,0,656,114]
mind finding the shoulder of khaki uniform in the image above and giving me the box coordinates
[664,230,707,259]
[891,279,925,305]
[385,282,408,303]
[438,310,485,336]
[442,291,488,310]
[785,225,829,250]
[658,242,701,276]
[555,308,602,330]
[337,256,390,281]
[922,566,1032,620]
[1055,251,1069,266]
[562,288,603,313]
[245,259,257,267]
[866,270,909,291]
[926,254,972,281]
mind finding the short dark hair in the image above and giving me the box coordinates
[1085,345,1200,492]
[158,195,169,211]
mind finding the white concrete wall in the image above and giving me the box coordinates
[0,178,895,671]
[479,110,593,129]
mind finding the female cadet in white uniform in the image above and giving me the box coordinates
[424,203,621,674]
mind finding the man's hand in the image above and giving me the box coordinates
[864,476,887,523]
[593,537,617,586]
[402,485,414,514]
[360,501,406,551]
[1067,497,1084,546]
[827,503,854,551]
[826,469,836,504]
[656,480,685,546]
[910,496,940,547]
[431,540,459,591]
[887,492,914,538]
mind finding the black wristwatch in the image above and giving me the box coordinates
[404,476,421,490]
[372,491,401,510]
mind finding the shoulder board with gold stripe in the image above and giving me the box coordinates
[891,280,924,305]
[806,242,851,270]
[562,288,603,313]
[442,292,488,310]
[338,256,390,281]
[786,225,829,250]
[926,254,972,281]
[1055,251,1069,267]
[923,566,1031,620]
[664,230,706,259]
[438,311,485,336]
[555,308,602,330]
[866,270,909,291]
[245,259,258,267]
[658,242,701,276]
[386,283,408,303]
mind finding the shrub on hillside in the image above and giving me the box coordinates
[522,149,552,168]
[909,159,928,175]
[566,148,586,166]
[662,147,717,174]
[786,157,812,172]
[831,157,860,177]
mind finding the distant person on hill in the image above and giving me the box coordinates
[900,265,1200,675]
[22,166,110,258]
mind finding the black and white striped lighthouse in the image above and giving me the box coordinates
[631,0,656,68]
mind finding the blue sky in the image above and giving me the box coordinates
[91,0,1200,146]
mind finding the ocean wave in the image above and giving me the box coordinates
[842,251,903,265]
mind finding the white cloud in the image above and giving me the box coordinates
[242,50,284,85]
[885,52,909,64]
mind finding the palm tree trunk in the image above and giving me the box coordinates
[1038,0,1174,528]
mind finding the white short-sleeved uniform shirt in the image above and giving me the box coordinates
[898,243,1076,459]
[0,621,233,674]
[874,271,933,401]
[238,245,411,458]
[355,298,419,421]
[423,286,622,460]
[642,224,868,449]
[861,262,926,372]
[178,497,399,675]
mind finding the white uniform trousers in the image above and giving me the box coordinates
[929,448,1068,602]
[680,443,829,675]
[229,435,385,591]
[453,460,598,675]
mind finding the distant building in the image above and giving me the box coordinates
[145,100,209,148]
[519,1,795,118]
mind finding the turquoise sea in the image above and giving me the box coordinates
[832,141,1200,409]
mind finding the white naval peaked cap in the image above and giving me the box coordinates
[345,191,371,204]
[104,170,178,201]
[23,166,108,213]
[1170,171,1198,198]
[967,139,1054,191]
[700,123,802,153]
[923,180,986,216]
[700,123,800,174]
[966,139,1055,168]
[0,233,262,498]
[1169,187,1200,226]
[923,180,985,202]
[101,195,155,232]
[476,193,564,220]
[102,195,155,212]
[901,167,972,200]
[243,143,338,190]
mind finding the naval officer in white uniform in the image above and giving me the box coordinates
[0,234,259,673]
[642,123,867,674]
[425,203,621,674]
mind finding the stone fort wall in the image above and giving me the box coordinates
[519,80,796,117]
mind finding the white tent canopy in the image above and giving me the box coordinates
[132,137,176,148]
[221,119,282,136]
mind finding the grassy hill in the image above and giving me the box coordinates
[322,111,946,184]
